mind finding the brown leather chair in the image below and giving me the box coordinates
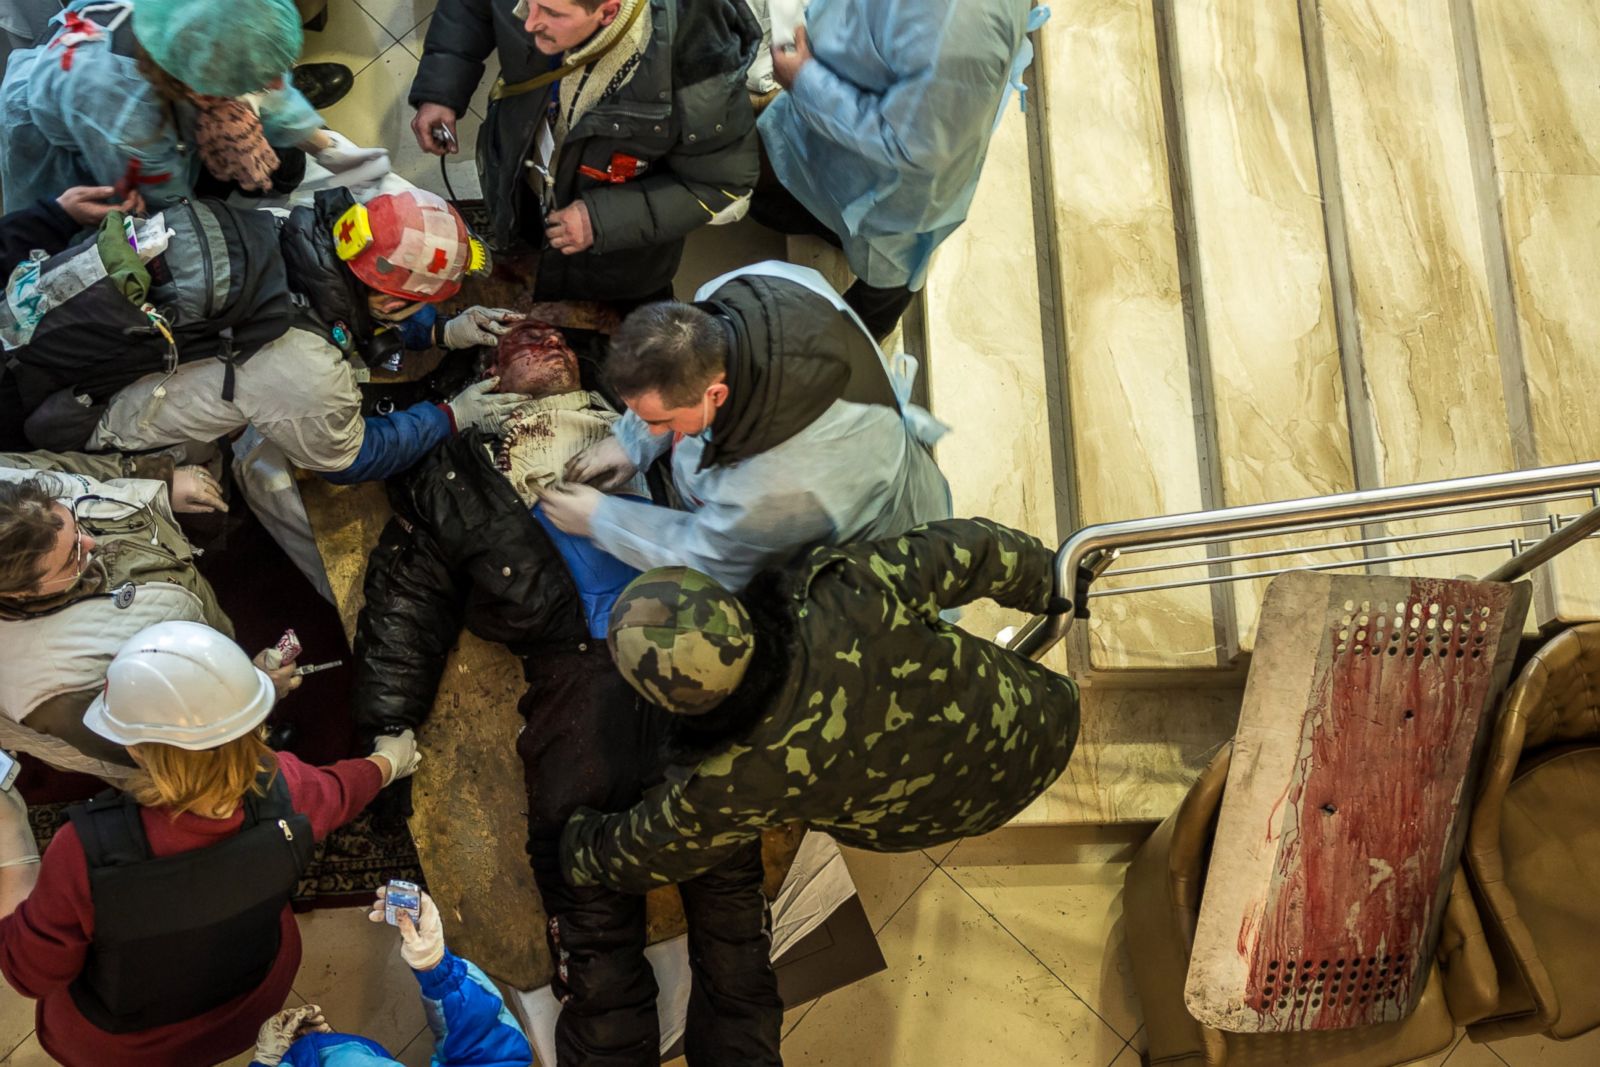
[1459,623,1600,1042]
[1125,744,1459,1066]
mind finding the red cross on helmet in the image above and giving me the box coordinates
[333,189,491,303]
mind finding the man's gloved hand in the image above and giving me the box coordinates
[252,1003,332,1066]
[534,482,603,537]
[170,465,228,514]
[441,307,524,350]
[368,887,446,971]
[369,730,421,786]
[564,436,639,492]
[445,378,529,435]
[310,129,392,183]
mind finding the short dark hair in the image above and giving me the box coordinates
[0,477,65,596]
[606,302,729,408]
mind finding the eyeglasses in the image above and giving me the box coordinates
[33,494,158,594]
[34,507,90,593]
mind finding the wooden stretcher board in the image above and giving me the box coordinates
[1184,571,1530,1032]
[301,295,803,989]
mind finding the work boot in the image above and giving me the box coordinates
[292,63,354,109]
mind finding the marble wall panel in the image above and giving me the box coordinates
[1497,174,1600,619]
[924,97,1058,651]
[1167,0,1356,654]
[1473,3,1600,622]
[1470,0,1600,177]
[1041,0,1221,671]
[1313,0,1524,583]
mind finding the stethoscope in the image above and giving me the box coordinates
[72,492,165,548]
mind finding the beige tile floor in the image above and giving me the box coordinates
[4,3,1600,1064]
[7,825,1598,1065]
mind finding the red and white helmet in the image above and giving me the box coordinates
[333,189,490,303]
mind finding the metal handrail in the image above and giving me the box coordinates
[1007,460,1600,661]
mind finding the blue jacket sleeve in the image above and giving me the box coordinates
[319,401,452,485]
[414,950,533,1067]
[397,304,440,351]
[589,485,836,592]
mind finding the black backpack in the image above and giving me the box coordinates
[3,198,296,448]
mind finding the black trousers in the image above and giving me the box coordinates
[519,647,783,1066]
[749,181,915,344]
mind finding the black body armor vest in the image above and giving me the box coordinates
[64,770,314,1033]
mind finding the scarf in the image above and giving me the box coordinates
[188,93,279,192]
[554,0,653,146]
[0,558,106,622]
[494,391,649,506]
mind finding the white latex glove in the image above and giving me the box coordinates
[311,130,392,184]
[368,886,446,971]
[533,482,603,537]
[564,435,639,492]
[769,0,806,47]
[170,465,228,514]
[370,730,420,785]
[446,378,530,435]
[441,307,524,349]
[252,1003,332,1066]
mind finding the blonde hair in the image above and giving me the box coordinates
[126,730,280,818]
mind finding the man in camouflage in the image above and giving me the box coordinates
[561,517,1081,893]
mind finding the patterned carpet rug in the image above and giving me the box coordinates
[27,800,424,909]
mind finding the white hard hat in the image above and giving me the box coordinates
[83,621,276,750]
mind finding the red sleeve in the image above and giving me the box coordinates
[0,825,95,999]
[278,753,386,841]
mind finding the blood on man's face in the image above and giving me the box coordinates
[492,321,581,399]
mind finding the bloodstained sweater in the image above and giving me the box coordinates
[0,753,384,1067]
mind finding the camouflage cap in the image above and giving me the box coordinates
[608,567,754,714]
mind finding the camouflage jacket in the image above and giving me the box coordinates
[562,518,1081,893]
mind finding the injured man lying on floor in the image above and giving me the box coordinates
[349,323,785,1067]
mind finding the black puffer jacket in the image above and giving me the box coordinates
[0,199,81,447]
[351,430,588,740]
[411,0,760,299]
[0,198,79,276]
[278,188,402,369]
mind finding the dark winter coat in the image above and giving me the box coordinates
[0,198,82,445]
[0,198,79,276]
[409,0,760,300]
[698,270,900,468]
[351,430,592,740]
[561,518,1083,894]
